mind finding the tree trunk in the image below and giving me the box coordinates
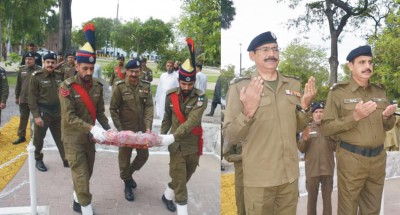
[59,0,72,56]
[329,34,339,86]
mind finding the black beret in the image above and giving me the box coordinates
[43,52,57,61]
[247,31,278,51]
[311,101,325,113]
[346,45,372,61]
[66,50,75,57]
[117,56,125,60]
[125,58,141,69]
[24,52,35,58]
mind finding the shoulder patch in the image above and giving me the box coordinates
[229,76,251,85]
[96,80,104,86]
[166,87,178,95]
[196,95,205,106]
[282,74,300,80]
[32,70,43,76]
[116,80,124,86]
[330,81,349,91]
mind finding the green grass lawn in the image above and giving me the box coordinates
[7,76,16,86]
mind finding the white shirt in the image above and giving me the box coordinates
[155,71,179,119]
[195,72,207,93]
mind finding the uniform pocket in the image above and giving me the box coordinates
[259,95,272,107]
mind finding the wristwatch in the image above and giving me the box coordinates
[296,105,311,113]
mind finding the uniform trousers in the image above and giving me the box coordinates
[337,146,386,215]
[33,112,65,162]
[65,139,96,206]
[306,175,333,215]
[168,149,199,205]
[234,162,245,215]
[17,103,30,137]
[244,179,298,215]
[118,147,149,180]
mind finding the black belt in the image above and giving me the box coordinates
[340,141,383,157]
[38,103,60,113]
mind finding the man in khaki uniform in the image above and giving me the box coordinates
[222,31,316,214]
[0,66,9,124]
[160,39,208,215]
[298,102,336,215]
[109,55,125,89]
[59,23,110,215]
[109,58,153,201]
[13,52,42,144]
[29,52,66,172]
[140,58,153,82]
[321,45,397,214]
[223,144,245,215]
[60,50,76,80]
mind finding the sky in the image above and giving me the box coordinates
[70,0,182,27]
[221,0,368,75]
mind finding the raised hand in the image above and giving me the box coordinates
[300,76,316,109]
[240,77,263,118]
[352,101,377,121]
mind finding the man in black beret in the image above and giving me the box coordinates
[223,31,316,214]
[29,52,66,171]
[20,43,42,67]
[321,45,398,214]
[60,50,76,80]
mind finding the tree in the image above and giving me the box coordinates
[279,0,397,86]
[221,0,236,29]
[59,0,72,55]
[220,64,235,99]
[278,40,330,101]
[179,0,220,66]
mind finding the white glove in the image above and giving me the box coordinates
[90,126,107,142]
[108,86,112,92]
[160,134,175,146]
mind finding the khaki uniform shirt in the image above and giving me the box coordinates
[222,71,312,187]
[140,66,153,82]
[321,78,395,148]
[109,66,125,86]
[15,65,41,103]
[0,67,9,104]
[223,144,243,186]
[60,62,76,80]
[109,78,154,132]
[59,76,110,144]
[298,121,336,177]
[161,88,208,156]
[29,69,63,118]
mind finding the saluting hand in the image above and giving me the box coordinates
[382,104,398,120]
[353,101,377,121]
[35,117,44,127]
[240,77,263,119]
[300,76,316,109]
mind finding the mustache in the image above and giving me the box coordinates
[263,57,278,62]
[362,69,372,73]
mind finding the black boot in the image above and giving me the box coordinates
[63,160,69,168]
[125,178,137,189]
[12,136,26,145]
[123,180,134,201]
[73,200,81,213]
[206,102,217,116]
[162,195,176,212]
[36,160,47,172]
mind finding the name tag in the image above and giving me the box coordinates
[41,80,51,84]
[74,95,81,98]
[123,92,132,95]
[186,105,193,109]
[371,98,387,103]
[343,98,362,104]
[285,89,301,97]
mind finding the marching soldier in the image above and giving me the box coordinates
[140,58,153,82]
[59,23,110,215]
[60,50,76,80]
[29,52,66,171]
[13,52,42,144]
[0,66,9,124]
[109,58,154,201]
[321,45,397,214]
[160,38,208,215]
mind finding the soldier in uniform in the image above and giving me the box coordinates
[13,52,42,144]
[222,31,316,214]
[321,45,397,214]
[60,50,76,80]
[0,66,9,124]
[297,101,337,215]
[223,144,245,215]
[29,52,66,172]
[109,56,125,89]
[140,58,153,82]
[206,75,221,116]
[160,38,208,215]
[109,58,153,201]
[20,43,42,67]
[59,23,110,215]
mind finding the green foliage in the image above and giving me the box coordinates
[221,0,236,29]
[102,60,118,79]
[72,18,115,50]
[5,52,21,66]
[179,0,221,66]
[220,64,235,98]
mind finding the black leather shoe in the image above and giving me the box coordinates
[73,200,81,213]
[131,178,137,189]
[12,136,26,145]
[205,113,213,116]
[36,160,47,172]
[162,195,176,212]
[63,160,69,168]
[124,187,134,201]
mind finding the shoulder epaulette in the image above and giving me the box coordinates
[141,79,151,84]
[195,89,205,96]
[282,74,300,80]
[371,82,385,90]
[229,76,251,85]
[18,65,24,68]
[64,77,75,86]
[116,80,124,86]
[166,87,178,95]
[330,81,349,91]
[32,70,43,76]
